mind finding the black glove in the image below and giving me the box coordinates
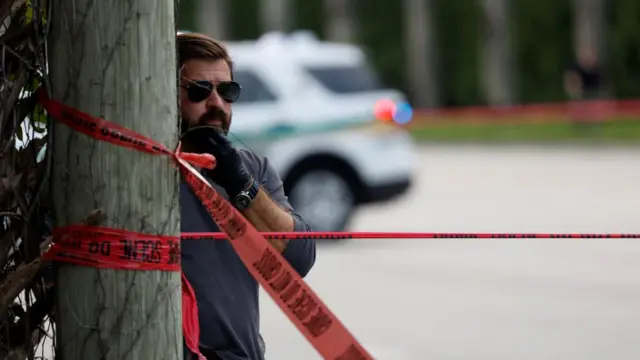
[180,126,253,197]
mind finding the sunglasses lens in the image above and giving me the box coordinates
[217,82,241,103]
[187,81,213,102]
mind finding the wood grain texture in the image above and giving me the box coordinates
[49,0,182,359]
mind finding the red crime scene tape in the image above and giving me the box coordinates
[36,87,373,360]
[183,232,640,240]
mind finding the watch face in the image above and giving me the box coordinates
[235,194,251,209]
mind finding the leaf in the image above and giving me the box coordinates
[36,142,46,163]
[25,3,33,24]
[39,3,47,25]
[15,121,24,142]
[31,103,48,133]
[23,77,40,93]
[16,122,25,143]
[23,0,47,26]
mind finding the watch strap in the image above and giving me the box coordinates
[244,178,259,199]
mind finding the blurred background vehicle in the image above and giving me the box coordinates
[220,31,416,231]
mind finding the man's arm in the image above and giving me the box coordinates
[241,187,294,244]
[240,151,316,277]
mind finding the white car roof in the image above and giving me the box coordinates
[223,31,366,67]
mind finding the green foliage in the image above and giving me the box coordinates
[606,0,640,99]
[511,0,573,103]
[228,0,261,40]
[177,0,640,106]
[31,103,48,133]
[176,0,197,31]
[410,118,640,143]
[292,0,325,39]
[433,0,482,106]
[354,1,406,93]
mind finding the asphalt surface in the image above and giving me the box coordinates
[258,144,640,360]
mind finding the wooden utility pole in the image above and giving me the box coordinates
[48,1,182,359]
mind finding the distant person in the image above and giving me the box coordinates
[563,47,609,131]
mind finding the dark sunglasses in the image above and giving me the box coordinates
[182,80,242,103]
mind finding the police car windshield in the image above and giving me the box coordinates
[305,64,383,94]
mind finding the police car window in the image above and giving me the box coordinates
[305,64,383,93]
[233,70,277,103]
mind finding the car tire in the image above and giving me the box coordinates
[285,166,357,232]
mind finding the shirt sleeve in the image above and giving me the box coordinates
[245,151,317,278]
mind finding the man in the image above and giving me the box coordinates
[177,32,317,360]
[564,47,604,101]
[563,47,608,131]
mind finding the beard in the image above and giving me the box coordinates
[181,107,231,136]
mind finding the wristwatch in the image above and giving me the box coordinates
[231,179,259,210]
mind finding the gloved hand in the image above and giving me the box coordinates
[180,126,253,197]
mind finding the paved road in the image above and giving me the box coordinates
[258,144,640,360]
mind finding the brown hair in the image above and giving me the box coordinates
[177,32,234,78]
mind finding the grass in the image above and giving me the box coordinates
[408,117,640,143]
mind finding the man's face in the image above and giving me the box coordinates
[180,58,233,134]
[579,48,598,69]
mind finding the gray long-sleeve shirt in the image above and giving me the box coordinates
[181,149,316,360]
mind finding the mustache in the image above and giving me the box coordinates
[198,108,228,125]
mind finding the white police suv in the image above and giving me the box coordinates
[224,31,417,232]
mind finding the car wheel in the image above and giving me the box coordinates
[286,168,356,232]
